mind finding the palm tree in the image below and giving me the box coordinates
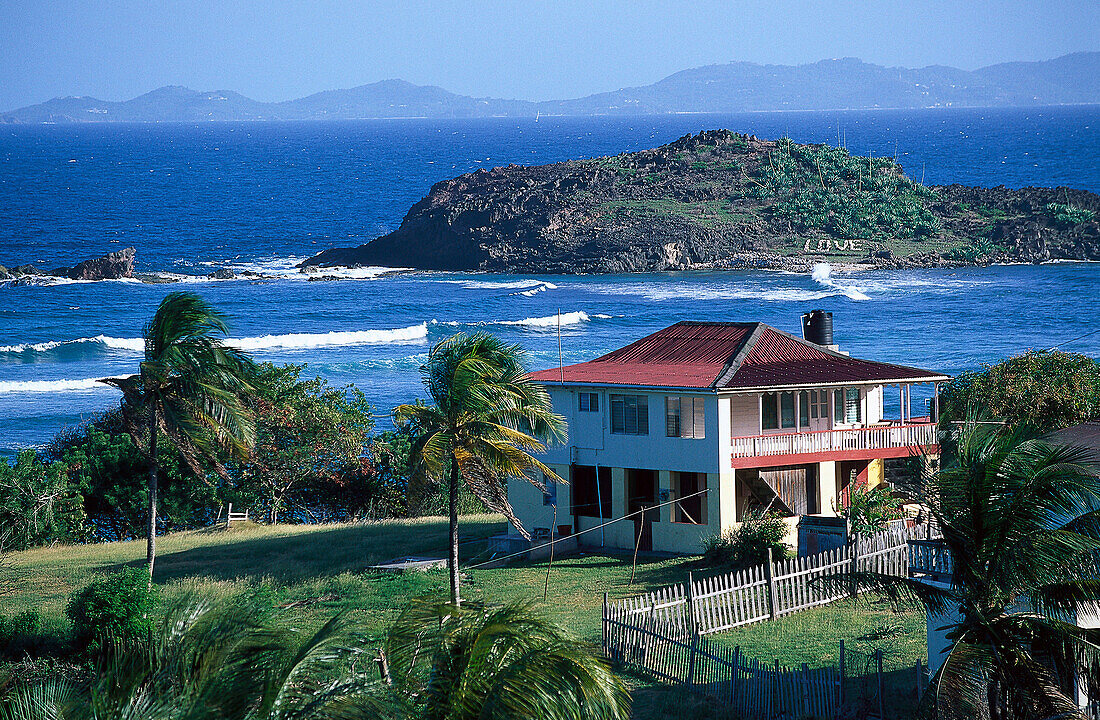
[854,414,1100,719]
[100,292,256,579]
[394,332,566,606]
[384,599,630,720]
[0,594,398,720]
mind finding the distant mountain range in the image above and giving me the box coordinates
[4,53,1098,123]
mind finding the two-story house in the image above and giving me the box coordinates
[509,318,948,554]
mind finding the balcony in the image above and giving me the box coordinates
[908,538,953,583]
[729,422,938,468]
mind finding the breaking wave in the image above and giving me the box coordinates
[229,323,428,351]
[0,324,428,359]
[810,263,871,301]
[431,311,612,330]
[0,378,113,394]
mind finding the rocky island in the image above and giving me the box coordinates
[302,130,1100,274]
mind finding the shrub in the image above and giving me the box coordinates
[841,485,904,536]
[940,350,1100,431]
[1046,202,1096,228]
[0,609,42,657]
[702,511,791,570]
[0,451,86,550]
[66,568,157,653]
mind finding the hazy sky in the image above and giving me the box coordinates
[2,0,1098,110]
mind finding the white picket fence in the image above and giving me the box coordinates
[607,523,922,637]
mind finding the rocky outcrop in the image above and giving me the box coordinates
[301,131,1100,274]
[49,247,136,280]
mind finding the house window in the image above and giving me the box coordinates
[761,392,796,430]
[571,465,612,518]
[780,392,796,429]
[610,394,648,435]
[809,390,828,419]
[762,393,779,430]
[672,472,706,524]
[799,390,810,427]
[834,387,862,424]
[845,387,862,423]
[578,392,599,412]
[665,396,705,438]
[542,474,557,506]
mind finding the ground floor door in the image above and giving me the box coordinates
[626,468,658,552]
[837,460,870,509]
[737,464,818,518]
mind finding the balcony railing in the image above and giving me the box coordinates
[908,538,954,582]
[730,422,937,459]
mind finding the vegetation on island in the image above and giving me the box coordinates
[304,130,1100,274]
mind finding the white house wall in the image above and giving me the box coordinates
[540,386,721,474]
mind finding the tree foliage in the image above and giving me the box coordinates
[940,350,1100,432]
[0,451,85,550]
[849,411,1100,719]
[236,363,374,523]
[101,291,258,578]
[839,485,904,537]
[385,599,629,720]
[701,510,792,571]
[0,597,628,720]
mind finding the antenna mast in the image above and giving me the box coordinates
[557,308,564,383]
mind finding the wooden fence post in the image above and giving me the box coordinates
[602,592,609,655]
[876,649,885,720]
[685,571,697,636]
[849,537,859,598]
[687,631,699,687]
[765,547,778,620]
[838,639,845,711]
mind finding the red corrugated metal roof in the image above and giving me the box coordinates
[528,321,947,389]
[529,322,754,388]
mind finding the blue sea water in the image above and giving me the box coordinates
[1,107,1098,456]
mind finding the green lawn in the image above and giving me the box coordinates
[5,516,926,717]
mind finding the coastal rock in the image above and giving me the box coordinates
[300,131,1100,274]
[50,247,136,280]
[0,265,11,280]
[209,268,236,280]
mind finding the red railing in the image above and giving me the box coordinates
[730,422,937,459]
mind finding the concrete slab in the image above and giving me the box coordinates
[370,556,447,573]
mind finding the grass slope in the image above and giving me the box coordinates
[6,516,927,718]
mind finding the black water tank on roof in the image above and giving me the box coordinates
[802,309,834,346]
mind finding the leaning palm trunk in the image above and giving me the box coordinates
[147,408,158,578]
[100,292,257,582]
[448,457,461,605]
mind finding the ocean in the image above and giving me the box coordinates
[1,106,1098,456]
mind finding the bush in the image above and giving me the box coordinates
[702,511,791,570]
[66,568,157,653]
[0,451,86,550]
[1046,202,1095,228]
[940,350,1100,431]
[0,609,42,657]
[841,485,904,536]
